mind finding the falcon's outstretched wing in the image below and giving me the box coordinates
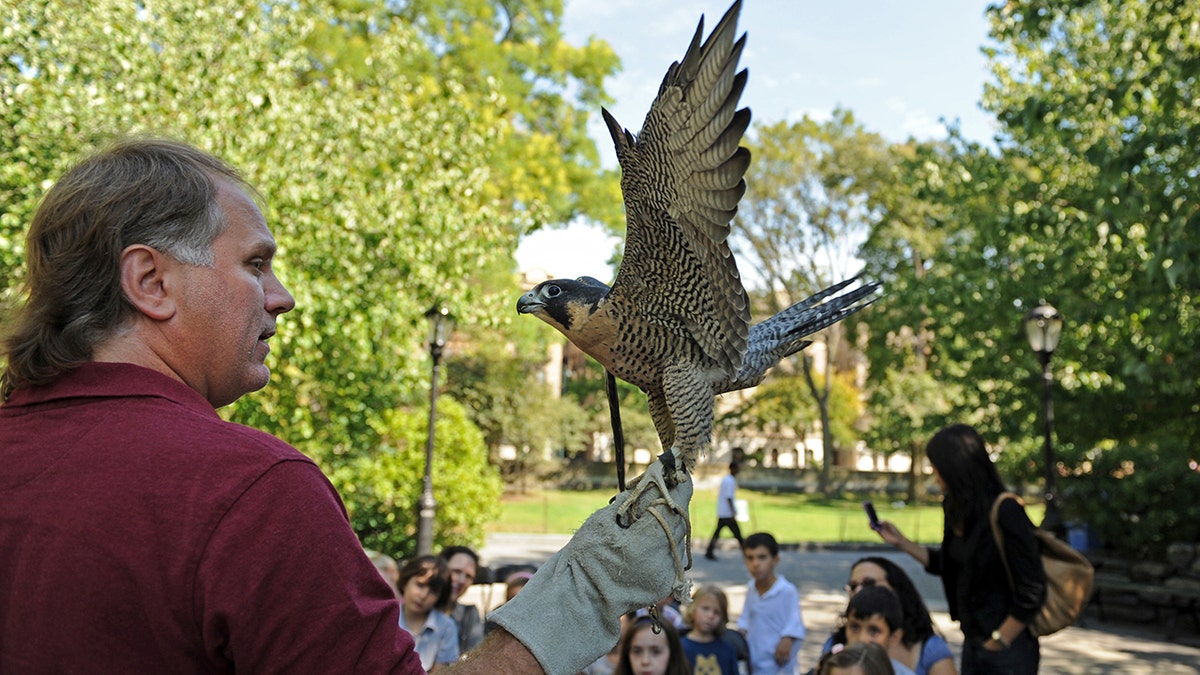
[602,0,751,378]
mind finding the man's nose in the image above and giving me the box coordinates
[267,277,295,316]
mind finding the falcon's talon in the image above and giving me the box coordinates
[615,460,679,529]
[657,451,674,469]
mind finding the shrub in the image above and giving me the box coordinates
[1061,433,1200,559]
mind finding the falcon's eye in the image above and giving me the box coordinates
[545,285,562,298]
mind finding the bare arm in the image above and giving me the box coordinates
[874,520,930,567]
[447,629,542,675]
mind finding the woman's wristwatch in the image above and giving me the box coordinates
[990,629,1011,649]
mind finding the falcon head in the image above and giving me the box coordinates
[516,276,610,334]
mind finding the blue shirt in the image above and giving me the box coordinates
[821,634,953,675]
[916,635,954,675]
[399,608,460,670]
[681,634,740,675]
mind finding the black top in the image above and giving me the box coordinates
[925,497,1047,639]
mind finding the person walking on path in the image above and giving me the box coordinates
[873,424,1046,675]
[706,460,745,560]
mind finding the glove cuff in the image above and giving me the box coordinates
[487,546,621,675]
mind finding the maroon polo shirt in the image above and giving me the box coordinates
[0,362,422,673]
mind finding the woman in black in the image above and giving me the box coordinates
[874,424,1047,674]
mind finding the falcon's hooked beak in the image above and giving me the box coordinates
[516,290,544,314]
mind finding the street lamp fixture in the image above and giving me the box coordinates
[416,303,454,557]
[1024,301,1064,538]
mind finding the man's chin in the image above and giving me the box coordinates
[210,369,272,408]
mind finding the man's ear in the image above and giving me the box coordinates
[888,627,904,648]
[119,244,177,321]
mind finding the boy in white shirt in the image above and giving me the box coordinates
[737,532,807,674]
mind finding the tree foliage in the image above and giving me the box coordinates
[298,0,625,234]
[984,0,1199,440]
[736,110,889,491]
[981,0,1200,556]
[717,370,861,464]
[447,326,590,460]
[563,357,661,457]
[332,396,503,559]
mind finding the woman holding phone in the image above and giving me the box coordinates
[872,424,1046,674]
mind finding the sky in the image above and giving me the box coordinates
[515,0,999,281]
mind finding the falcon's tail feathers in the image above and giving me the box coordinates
[773,278,881,345]
[719,278,880,393]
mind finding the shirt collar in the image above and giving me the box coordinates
[4,362,218,419]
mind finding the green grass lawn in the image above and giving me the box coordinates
[487,487,989,545]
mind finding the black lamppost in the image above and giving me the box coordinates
[1024,301,1065,538]
[417,303,454,557]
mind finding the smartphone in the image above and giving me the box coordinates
[863,500,881,529]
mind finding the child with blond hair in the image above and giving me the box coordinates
[681,585,739,674]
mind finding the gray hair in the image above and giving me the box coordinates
[1,136,252,398]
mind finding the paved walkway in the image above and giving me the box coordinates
[469,533,1200,674]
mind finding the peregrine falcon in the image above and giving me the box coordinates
[517,0,877,528]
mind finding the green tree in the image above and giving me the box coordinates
[859,138,995,496]
[984,0,1199,443]
[562,357,660,461]
[981,0,1200,555]
[332,396,503,559]
[446,325,591,491]
[737,110,891,492]
[717,371,861,467]
[862,362,956,500]
[296,0,625,235]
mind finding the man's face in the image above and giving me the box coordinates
[174,181,294,407]
[742,545,777,583]
[845,612,900,649]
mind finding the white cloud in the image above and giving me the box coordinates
[515,220,620,282]
[881,96,948,140]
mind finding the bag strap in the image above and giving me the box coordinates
[989,491,1024,592]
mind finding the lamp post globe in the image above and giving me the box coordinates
[417,303,454,557]
[1024,301,1064,538]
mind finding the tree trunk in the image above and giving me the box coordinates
[907,441,921,503]
[802,352,835,495]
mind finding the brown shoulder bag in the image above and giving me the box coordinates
[990,492,1095,637]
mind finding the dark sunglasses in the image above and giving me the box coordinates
[845,577,879,593]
